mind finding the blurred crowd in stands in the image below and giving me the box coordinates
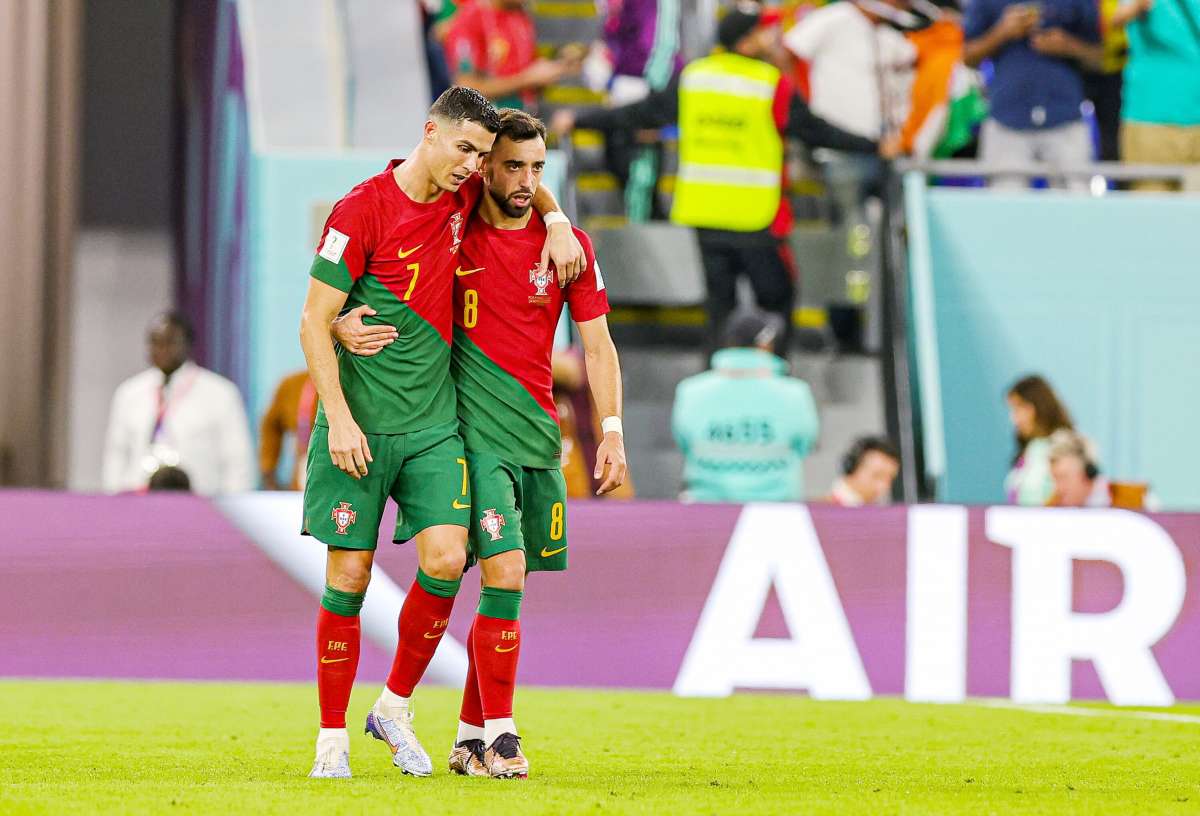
[101,0,1194,506]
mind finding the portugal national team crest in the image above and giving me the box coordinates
[479,508,506,541]
[331,502,357,535]
[528,263,553,305]
[449,212,464,254]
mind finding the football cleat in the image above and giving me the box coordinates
[484,733,529,779]
[365,704,433,777]
[448,739,489,777]
[308,745,352,779]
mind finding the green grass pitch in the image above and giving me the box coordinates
[2,680,1198,814]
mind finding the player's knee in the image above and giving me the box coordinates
[421,546,467,581]
[328,562,371,594]
[481,551,525,591]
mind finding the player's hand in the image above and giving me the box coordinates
[542,222,584,288]
[996,3,1039,40]
[1030,27,1079,57]
[331,304,398,357]
[328,418,372,479]
[523,58,568,89]
[550,109,577,137]
[593,431,627,495]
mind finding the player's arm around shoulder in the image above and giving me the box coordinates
[575,315,627,495]
[532,186,585,287]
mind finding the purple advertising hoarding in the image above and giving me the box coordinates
[1,492,1197,705]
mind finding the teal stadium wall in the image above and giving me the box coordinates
[906,175,1200,509]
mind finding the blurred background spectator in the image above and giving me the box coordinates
[826,435,900,505]
[1046,428,1108,506]
[1004,374,1075,506]
[555,1,881,356]
[102,313,254,496]
[672,311,819,502]
[783,0,915,208]
[585,0,683,222]
[1082,0,1129,164]
[445,0,582,112]
[964,0,1101,188]
[147,465,193,493]
[1110,0,1200,191]
[258,370,316,491]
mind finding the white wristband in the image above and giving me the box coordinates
[601,416,623,436]
[542,210,571,228]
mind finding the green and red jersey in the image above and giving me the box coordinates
[452,212,610,469]
[309,161,481,434]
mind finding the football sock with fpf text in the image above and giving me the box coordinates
[457,619,486,741]
[472,586,523,745]
[316,586,365,730]
[384,569,461,700]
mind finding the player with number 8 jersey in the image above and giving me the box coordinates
[449,109,627,779]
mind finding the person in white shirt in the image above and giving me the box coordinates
[101,313,255,496]
[783,0,917,141]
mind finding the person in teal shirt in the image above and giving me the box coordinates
[671,311,819,503]
[1112,0,1200,190]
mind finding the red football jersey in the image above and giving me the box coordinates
[310,161,480,433]
[451,212,610,468]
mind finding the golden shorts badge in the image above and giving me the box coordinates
[529,263,553,305]
[331,501,357,535]
[479,508,506,541]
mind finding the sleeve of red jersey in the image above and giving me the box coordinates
[309,192,375,293]
[565,228,611,324]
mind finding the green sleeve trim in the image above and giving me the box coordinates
[416,568,462,598]
[477,586,523,621]
[321,585,366,617]
[310,255,354,293]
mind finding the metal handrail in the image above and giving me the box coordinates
[897,158,1200,190]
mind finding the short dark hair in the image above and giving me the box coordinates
[153,311,194,345]
[496,108,547,144]
[148,465,192,492]
[429,86,501,133]
[842,436,900,476]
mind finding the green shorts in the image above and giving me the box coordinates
[302,419,471,550]
[466,449,568,573]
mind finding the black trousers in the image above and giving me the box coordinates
[697,228,796,358]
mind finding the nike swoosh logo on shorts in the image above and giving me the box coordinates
[398,245,422,258]
[320,656,350,664]
[423,631,444,640]
[540,545,567,558]
[453,499,470,510]
[495,643,518,653]
[455,266,484,276]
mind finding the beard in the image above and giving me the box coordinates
[488,186,532,219]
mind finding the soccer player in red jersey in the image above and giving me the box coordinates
[300,87,584,780]
[335,108,626,779]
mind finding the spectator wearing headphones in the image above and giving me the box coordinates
[1046,429,1110,507]
[826,436,900,506]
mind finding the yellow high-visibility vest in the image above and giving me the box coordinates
[671,52,783,232]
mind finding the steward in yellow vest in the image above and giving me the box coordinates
[556,1,879,355]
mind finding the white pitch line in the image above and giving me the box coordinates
[972,698,1200,725]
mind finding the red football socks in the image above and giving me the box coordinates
[472,613,521,721]
[458,620,485,728]
[385,572,460,697]
[316,606,361,729]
